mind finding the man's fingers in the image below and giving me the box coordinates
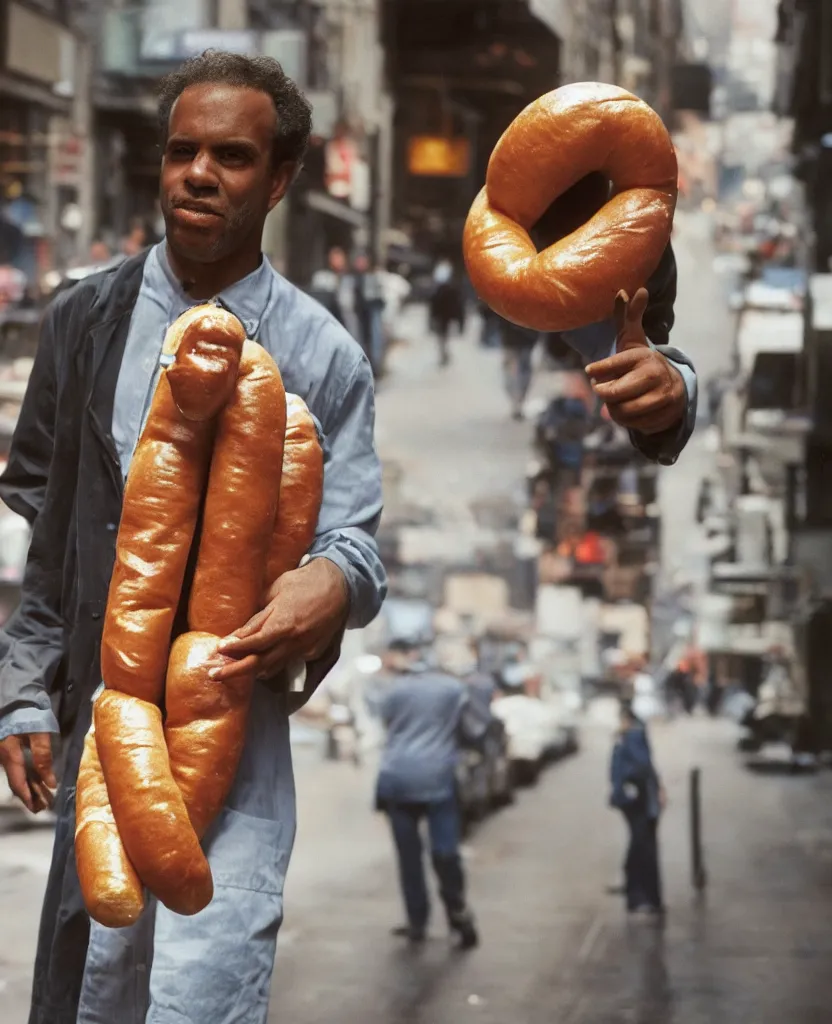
[210,653,260,682]
[615,286,650,353]
[28,734,56,789]
[592,369,657,404]
[614,290,630,335]
[603,384,676,419]
[0,740,34,812]
[224,608,270,644]
[627,287,649,325]
[586,349,650,382]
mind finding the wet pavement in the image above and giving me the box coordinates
[4,710,832,1022]
[268,708,832,1024]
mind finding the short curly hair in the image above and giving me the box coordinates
[157,50,313,167]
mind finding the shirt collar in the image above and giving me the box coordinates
[148,241,275,338]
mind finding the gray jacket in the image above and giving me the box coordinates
[376,666,487,805]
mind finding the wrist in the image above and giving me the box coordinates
[306,555,351,615]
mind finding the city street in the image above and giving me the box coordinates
[4,711,832,1022]
[1,210,827,1022]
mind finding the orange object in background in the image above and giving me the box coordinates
[574,531,606,565]
[407,136,470,178]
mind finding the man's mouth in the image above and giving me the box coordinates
[172,201,224,222]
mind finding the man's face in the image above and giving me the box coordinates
[160,83,294,263]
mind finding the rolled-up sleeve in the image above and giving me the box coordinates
[308,357,387,628]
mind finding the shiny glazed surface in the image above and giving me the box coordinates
[166,304,245,421]
[188,341,287,637]
[164,632,254,838]
[75,724,145,928]
[95,689,214,916]
[78,308,324,927]
[100,306,243,705]
[266,394,325,586]
[463,82,678,331]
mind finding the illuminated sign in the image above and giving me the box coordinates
[407,137,470,178]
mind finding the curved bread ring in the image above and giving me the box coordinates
[463,82,678,332]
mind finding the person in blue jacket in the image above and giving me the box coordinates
[609,701,666,917]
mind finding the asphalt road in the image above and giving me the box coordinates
[5,709,832,1024]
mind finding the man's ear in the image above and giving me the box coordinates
[268,161,299,211]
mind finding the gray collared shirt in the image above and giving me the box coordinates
[113,242,387,630]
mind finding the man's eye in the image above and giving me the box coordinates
[220,149,248,164]
[169,146,194,158]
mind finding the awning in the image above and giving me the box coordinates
[304,190,368,229]
[0,73,72,113]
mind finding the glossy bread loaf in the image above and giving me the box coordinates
[188,342,287,637]
[463,82,678,331]
[266,394,324,586]
[78,305,324,926]
[75,724,145,928]
[99,305,244,705]
[95,688,214,916]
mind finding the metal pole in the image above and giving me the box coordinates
[690,766,707,890]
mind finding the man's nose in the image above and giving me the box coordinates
[185,151,219,191]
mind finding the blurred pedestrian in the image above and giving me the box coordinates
[352,252,387,375]
[499,318,540,420]
[0,263,27,311]
[376,638,482,948]
[88,240,112,264]
[428,259,465,367]
[120,217,148,257]
[609,702,665,918]
[309,245,348,325]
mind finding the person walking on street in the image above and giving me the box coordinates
[309,245,348,326]
[352,252,387,376]
[428,259,465,367]
[499,318,540,420]
[0,51,386,1024]
[376,639,483,949]
[609,702,666,918]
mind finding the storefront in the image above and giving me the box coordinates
[0,0,77,280]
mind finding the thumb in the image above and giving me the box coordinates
[615,287,650,354]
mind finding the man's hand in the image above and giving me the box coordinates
[585,288,686,436]
[0,733,56,813]
[212,558,350,682]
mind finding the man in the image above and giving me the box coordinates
[609,702,665,918]
[0,51,386,1024]
[499,317,538,420]
[376,639,483,949]
[428,259,465,366]
[351,251,387,375]
[530,172,698,466]
[309,244,348,325]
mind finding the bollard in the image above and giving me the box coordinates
[690,767,708,891]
